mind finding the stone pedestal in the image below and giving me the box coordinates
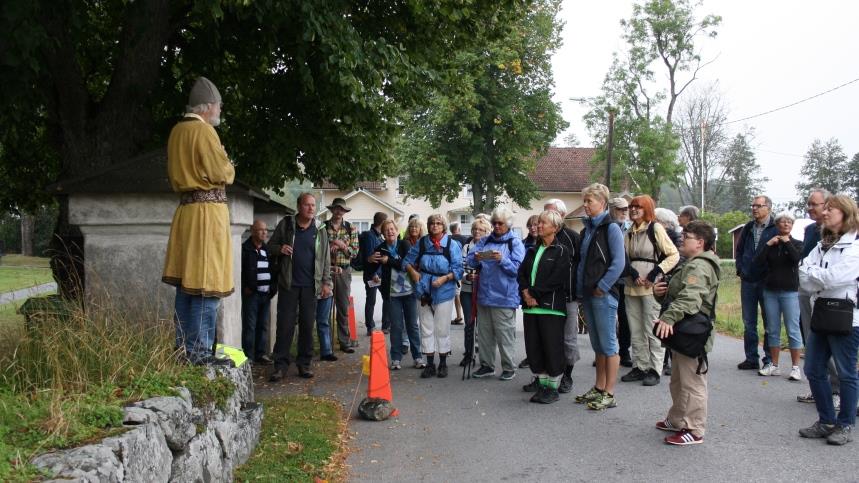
[53,149,290,349]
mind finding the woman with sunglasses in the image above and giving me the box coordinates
[404,214,464,378]
[620,195,679,387]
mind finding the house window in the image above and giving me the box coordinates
[351,220,371,234]
[459,214,473,226]
[398,176,408,195]
[464,184,473,198]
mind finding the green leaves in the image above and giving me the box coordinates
[399,0,565,213]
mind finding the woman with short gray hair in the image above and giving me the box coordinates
[678,205,699,228]
[518,210,571,403]
[755,210,804,380]
[467,207,526,380]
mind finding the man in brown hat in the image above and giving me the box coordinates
[162,76,233,365]
[323,197,359,353]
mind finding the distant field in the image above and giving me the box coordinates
[0,254,51,268]
[0,265,53,293]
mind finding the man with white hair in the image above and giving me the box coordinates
[467,206,526,380]
[526,198,581,394]
[162,76,234,366]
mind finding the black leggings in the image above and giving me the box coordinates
[524,313,566,377]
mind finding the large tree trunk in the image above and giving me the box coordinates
[40,0,174,300]
[20,213,35,256]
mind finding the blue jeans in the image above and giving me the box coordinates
[462,290,475,355]
[315,296,334,356]
[741,280,771,364]
[804,327,859,428]
[583,293,619,356]
[241,291,271,360]
[174,289,220,363]
[389,294,421,362]
[762,289,802,350]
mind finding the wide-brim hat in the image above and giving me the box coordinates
[326,197,351,212]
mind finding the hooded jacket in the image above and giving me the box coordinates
[466,229,526,309]
[799,230,859,327]
[403,234,463,304]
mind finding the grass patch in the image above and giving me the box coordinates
[0,297,234,480]
[0,302,25,329]
[715,261,789,346]
[0,255,50,268]
[0,266,53,293]
[235,395,346,483]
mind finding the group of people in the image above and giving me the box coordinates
[162,76,858,449]
[735,190,859,446]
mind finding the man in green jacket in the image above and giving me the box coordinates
[652,220,721,445]
[268,192,333,381]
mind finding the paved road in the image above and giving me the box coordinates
[256,277,858,482]
[0,282,57,305]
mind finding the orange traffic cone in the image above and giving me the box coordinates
[348,296,358,343]
[367,331,398,417]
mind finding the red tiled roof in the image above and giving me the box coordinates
[528,147,595,193]
[315,180,386,191]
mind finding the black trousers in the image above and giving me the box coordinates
[273,285,316,369]
[524,313,566,377]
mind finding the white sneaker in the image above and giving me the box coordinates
[788,366,802,381]
[834,393,841,411]
[758,363,780,376]
[391,360,401,370]
[413,358,426,369]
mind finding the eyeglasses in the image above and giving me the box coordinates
[492,221,505,226]
[681,233,699,241]
[806,202,825,208]
[428,221,444,226]
[750,204,766,209]
[628,205,642,210]
[615,207,629,212]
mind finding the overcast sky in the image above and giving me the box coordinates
[551,0,859,206]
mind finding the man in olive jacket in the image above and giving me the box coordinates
[267,193,333,381]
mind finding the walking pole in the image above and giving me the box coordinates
[463,271,479,380]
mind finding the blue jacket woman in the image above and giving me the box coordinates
[403,214,464,378]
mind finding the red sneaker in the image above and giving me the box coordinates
[655,419,680,432]
[664,430,703,446]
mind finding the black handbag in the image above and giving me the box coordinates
[811,297,855,336]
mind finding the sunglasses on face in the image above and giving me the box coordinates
[628,205,642,210]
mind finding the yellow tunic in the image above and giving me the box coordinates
[161,115,236,297]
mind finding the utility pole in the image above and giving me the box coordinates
[700,121,707,211]
[605,108,616,188]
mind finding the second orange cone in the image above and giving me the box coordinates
[367,331,398,417]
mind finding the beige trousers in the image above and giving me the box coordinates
[666,352,708,437]
[625,294,665,372]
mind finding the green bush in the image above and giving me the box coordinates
[699,210,749,259]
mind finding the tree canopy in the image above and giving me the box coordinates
[584,0,720,200]
[794,138,848,207]
[0,0,531,213]
[397,0,566,214]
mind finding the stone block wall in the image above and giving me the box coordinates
[31,364,262,482]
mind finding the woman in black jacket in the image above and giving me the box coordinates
[518,210,571,404]
[755,211,804,380]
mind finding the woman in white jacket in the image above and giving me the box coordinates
[798,194,859,446]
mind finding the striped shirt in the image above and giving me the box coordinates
[255,247,271,293]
